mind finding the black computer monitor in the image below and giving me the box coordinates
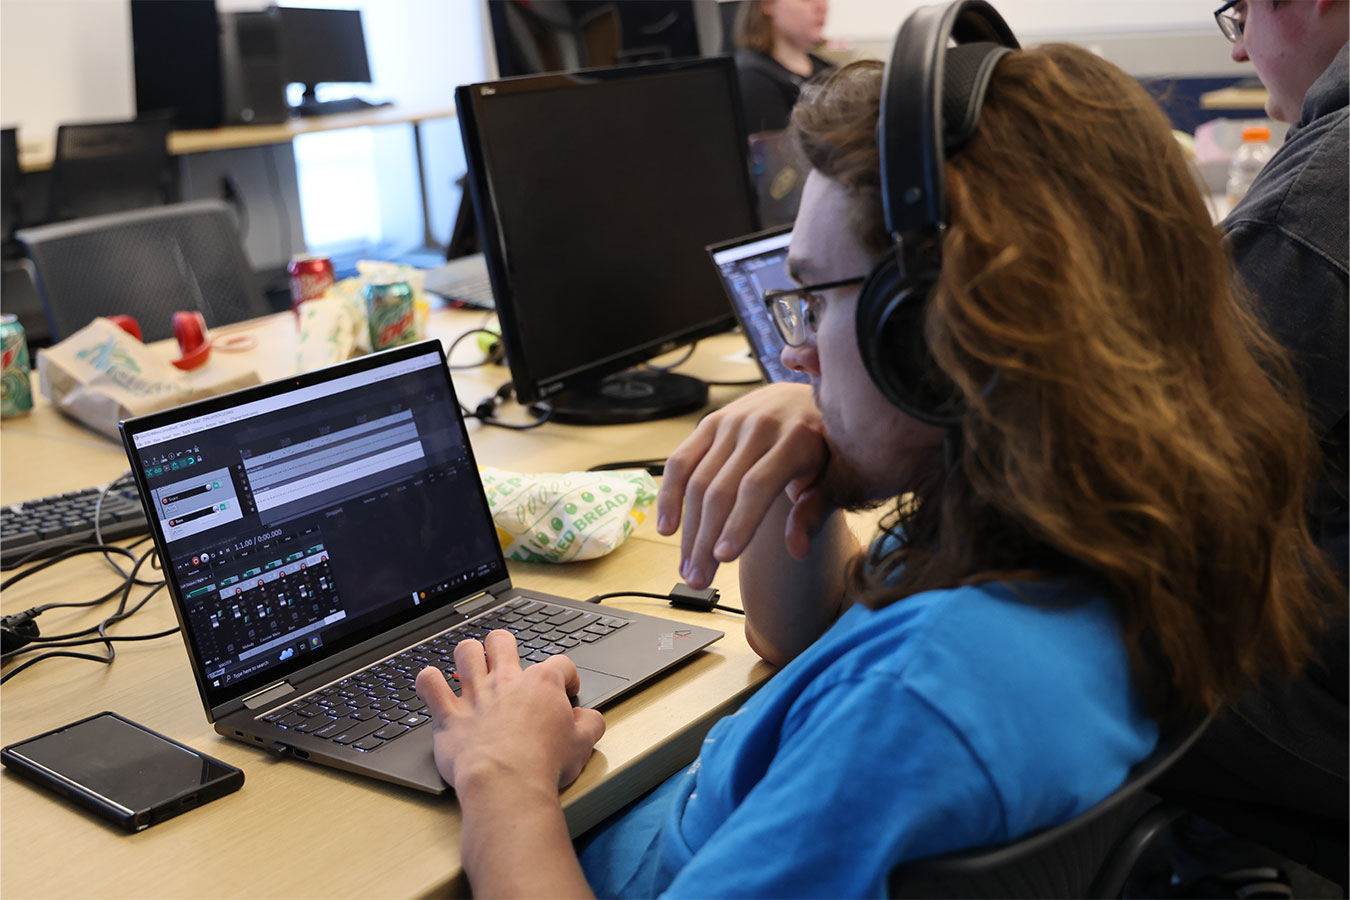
[456,57,760,425]
[277,7,372,106]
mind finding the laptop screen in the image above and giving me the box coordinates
[123,344,505,708]
[709,227,808,385]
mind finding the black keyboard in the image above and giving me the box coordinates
[1,485,149,569]
[259,597,629,752]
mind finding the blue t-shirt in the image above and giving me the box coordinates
[578,580,1158,898]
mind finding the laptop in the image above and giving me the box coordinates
[119,341,722,793]
[706,225,809,385]
[422,253,495,311]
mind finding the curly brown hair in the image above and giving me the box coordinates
[791,49,1338,726]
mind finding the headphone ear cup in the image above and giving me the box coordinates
[855,256,960,427]
[856,253,904,398]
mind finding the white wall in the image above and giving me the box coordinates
[0,0,136,144]
[0,0,490,257]
[278,0,490,252]
[827,0,1220,41]
[822,0,1247,77]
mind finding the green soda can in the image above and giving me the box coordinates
[364,279,416,351]
[1,313,33,417]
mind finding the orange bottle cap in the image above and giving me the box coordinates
[1242,125,1271,142]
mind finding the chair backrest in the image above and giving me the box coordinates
[1,257,49,346]
[2,127,20,243]
[890,714,1213,899]
[446,174,480,261]
[15,200,269,343]
[46,116,173,223]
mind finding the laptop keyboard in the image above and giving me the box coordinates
[423,259,496,311]
[258,597,630,752]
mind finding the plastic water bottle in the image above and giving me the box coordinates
[1226,125,1275,208]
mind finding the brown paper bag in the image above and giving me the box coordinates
[37,318,261,440]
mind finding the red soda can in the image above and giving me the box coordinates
[288,254,335,314]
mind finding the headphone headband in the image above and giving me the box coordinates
[857,1,1019,428]
[878,0,1018,242]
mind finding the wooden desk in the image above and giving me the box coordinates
[0,310,778,898]
[16,106,457,174]
[17,105,456,254]
[1199,86,1268,110]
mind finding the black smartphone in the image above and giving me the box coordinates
[1,711,244,832]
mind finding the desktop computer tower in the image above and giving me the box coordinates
[219,11,289,126]
[131,0,224,129]
[132,2,287,129]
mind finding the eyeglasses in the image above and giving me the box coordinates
[1214,0,1247,42]
[762,276,866,347]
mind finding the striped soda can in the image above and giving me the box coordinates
[1,314,33,417]
[364,279,416,350]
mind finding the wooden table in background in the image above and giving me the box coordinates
[1198,86,1268,110]
[16,106,458,174]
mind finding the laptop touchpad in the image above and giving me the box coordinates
[573,667,629,708]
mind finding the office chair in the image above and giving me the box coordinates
[45,115,175,224]
[2,127,22,250]
[15,200,269,344]
[445,174,480,261]
[1155,785,1347,890]
[889,713,1213,899]
[0,129,48,344]
[1,258,49,348]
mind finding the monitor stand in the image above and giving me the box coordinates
[290,85,383,118]
[534,370,708,426]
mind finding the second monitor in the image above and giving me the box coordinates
[277,6,374,116]
[456,57,760,425]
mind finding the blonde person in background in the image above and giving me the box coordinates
[733,0,835,133]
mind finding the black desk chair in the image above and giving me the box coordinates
[45,115,174,224]
[1157,790,1347,891]
[1,128,49,345]
[890,714,1213,899]
[15,200,269,343]
[445,174,480,261]
[2,126,22,250]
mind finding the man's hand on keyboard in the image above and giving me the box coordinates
[415,630,605,794]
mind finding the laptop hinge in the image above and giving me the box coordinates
[241,680,295,709]
[453,590,500,617]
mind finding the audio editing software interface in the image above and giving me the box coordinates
[132,354,502,690]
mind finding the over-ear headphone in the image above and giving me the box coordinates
[855,0,1019,426]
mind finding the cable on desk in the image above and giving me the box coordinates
[585,586,744,616]
[1,543,165,652]
[1,545,178,682]
[93,470,160,584]
[588,458,667,477]
[445,326,503,371]
[641,343,762,386]
[2,543,146,597]
[644,343,698,372]
[460,380,552,431]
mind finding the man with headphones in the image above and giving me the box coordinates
[413,4,1334,896]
